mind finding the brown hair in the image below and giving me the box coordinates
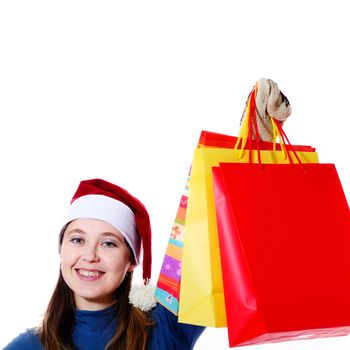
[40,270,153,350]
[40,228,153,350]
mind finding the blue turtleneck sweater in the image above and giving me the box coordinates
[4,303,205,350]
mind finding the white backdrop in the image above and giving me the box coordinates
[1,1,349,349]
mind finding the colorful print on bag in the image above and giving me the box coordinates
[154,172,190,314]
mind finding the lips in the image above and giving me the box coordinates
[75,269,104,281]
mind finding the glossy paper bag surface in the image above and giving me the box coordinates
[213,162,350,346]
[178,148,319,327]
[154,130,317,315]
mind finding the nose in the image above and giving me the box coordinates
[82,244,100,263]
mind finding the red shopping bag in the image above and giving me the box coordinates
[213,161,350,347]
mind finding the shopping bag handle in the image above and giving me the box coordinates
[272,118,303,166]
[235,84,303,167]
[234,85,264,164]
[234,84,270,157]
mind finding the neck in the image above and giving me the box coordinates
[75,295,117,311]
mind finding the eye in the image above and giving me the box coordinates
[102,241,117,248]
[70,237,84,245]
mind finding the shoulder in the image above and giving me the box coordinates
[149,303,205,350]
[151,302,181,324]
[3,328,41,350]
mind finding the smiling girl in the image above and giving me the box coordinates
[5,179,205,350]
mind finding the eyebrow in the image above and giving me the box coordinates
[66,228,86,235]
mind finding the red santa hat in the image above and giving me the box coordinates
[61,178,152,283]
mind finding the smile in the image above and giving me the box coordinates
[76,269,104,280]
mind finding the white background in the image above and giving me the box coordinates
[1,1,349,349]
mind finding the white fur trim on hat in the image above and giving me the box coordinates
[63,194,141,265]
[129,283,157,311]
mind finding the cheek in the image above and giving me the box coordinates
[107,251,132,274]
[60,244,78,268]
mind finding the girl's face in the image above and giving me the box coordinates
[60,218,135,310]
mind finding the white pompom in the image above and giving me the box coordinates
[129,283,157,312]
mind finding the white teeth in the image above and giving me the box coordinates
[78,270,100,277]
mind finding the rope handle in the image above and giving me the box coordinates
[234,85,263,163]
[272,119,303,166]
[234,85,303,166]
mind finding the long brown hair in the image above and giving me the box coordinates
[40,228,153,350]
[40,269,153,350]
